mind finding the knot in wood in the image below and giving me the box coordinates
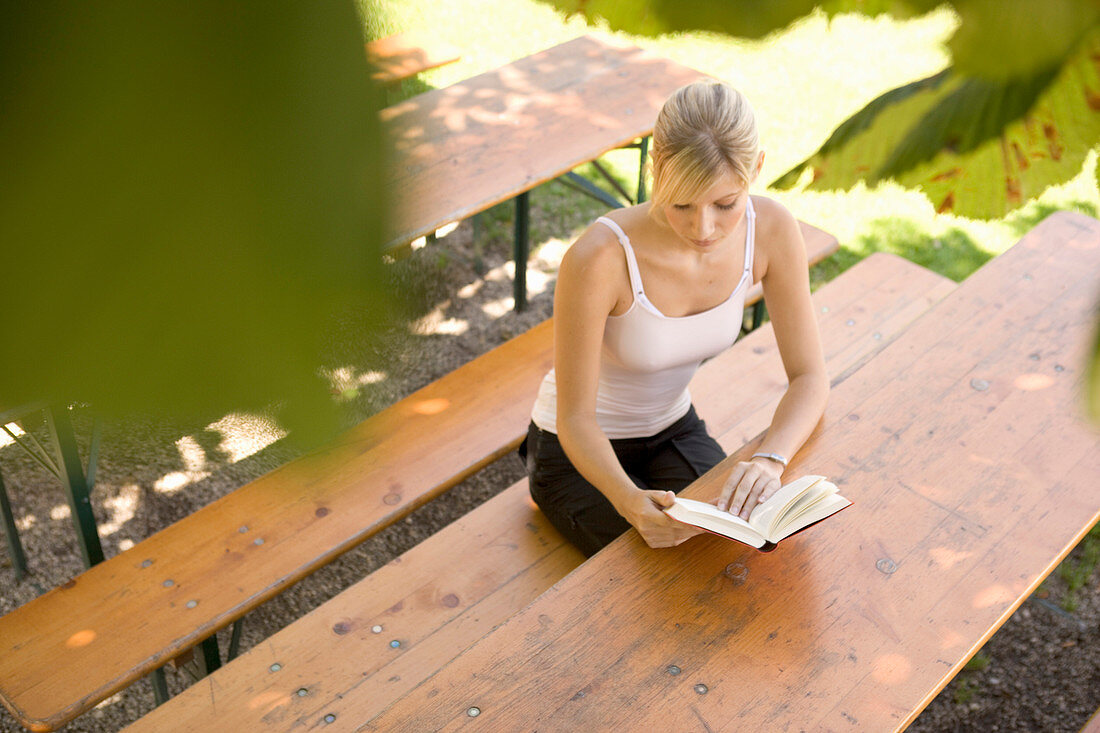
[723,562,749,584]
[876,558,898,574]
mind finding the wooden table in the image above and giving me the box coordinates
[357,212,1100,731]
[381,33,705,309]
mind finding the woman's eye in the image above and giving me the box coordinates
[672,203,692,210]
[716,201,737,210]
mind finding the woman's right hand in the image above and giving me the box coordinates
[617,489,703,549]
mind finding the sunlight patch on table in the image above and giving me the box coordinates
[871,653,912,685]
[1014,373,1054,391]
[973,584,1017,609]
[66,629,96,648]
[928,547,973,570]
[50,504,72,521]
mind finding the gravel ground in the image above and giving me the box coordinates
[1,216,1097,732]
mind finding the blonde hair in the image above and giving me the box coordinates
[648,81,760,219]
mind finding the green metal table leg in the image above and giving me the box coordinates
[0,469,28,581]
[513,191,530,312]
[751,301,765,331]
[45,405,104,568]
[637,136,649,203]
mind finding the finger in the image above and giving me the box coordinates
[727,465,762,516]
[739,475,777,520]
[717,464,750,511]
[650,490,677,508]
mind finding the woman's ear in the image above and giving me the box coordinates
[753,150,766,182]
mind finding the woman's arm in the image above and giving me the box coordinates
[717,198,830,519]
[554,225,702,549]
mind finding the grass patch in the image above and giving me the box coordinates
[1058,522,1100,613]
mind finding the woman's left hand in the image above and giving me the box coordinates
[716,459,783,520]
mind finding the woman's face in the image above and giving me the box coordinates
[661,171,750,254]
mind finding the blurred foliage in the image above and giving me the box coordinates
[774,29,1100,220]
[540,0,1100,419]
[0,1,392,443]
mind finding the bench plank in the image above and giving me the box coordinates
[123,252,955,732]
[0,222,836,732]
[356,212,1100,731]
[365,30,461,83]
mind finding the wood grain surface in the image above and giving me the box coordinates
[0,221,835,731]
[121,252,955,732]
[365,30,461,83]
[360,212,1100,732]
[381,34,706,248]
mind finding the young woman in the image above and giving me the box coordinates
[521,81,829,557]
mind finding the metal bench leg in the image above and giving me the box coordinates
[151,667,170,706]
[637,136,649,203]
[45,405,104,568]
[0,469,28,581]
[513,191,529,312]
[200,635,222,675]
[227,618,245,662]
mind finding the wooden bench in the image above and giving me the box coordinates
[121,252,957,731]
[352,212,1100,731]
[0,222,837,732]
[364,30,461,84]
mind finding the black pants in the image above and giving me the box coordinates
[519,405,726,557]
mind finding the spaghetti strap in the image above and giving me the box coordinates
[743,197,756,277]
[596,216,645,296]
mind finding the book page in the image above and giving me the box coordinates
[769,493,851,542]
[665,498,766,548]
[748,475,827,537]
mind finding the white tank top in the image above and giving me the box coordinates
[531,198,756,439]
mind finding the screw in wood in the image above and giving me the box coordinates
[141,559,153,568]
[253,538,264,546]
[323,714,336,724]
[876,558,897,574]
[269,663,282,672]
[970,378,990,391]
[297,688,308,697]
[694,684,709,694]
[163,579,174,588]
[467,707,481,717]
[372,625,383,634]
[239,526,249,533]
[666,665,681,676]
[186,600,198,609]
[390,640,401,648]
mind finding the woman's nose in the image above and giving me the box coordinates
[693,210,715,238]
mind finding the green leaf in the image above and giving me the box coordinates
[541,0,821,39]
[948,0,1100,80]
[0,1,393,442]
[773,28,1100,219]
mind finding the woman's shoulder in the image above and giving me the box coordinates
[560,213,631,279]
[749,194,800,240]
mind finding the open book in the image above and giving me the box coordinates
[664,475,850,551]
